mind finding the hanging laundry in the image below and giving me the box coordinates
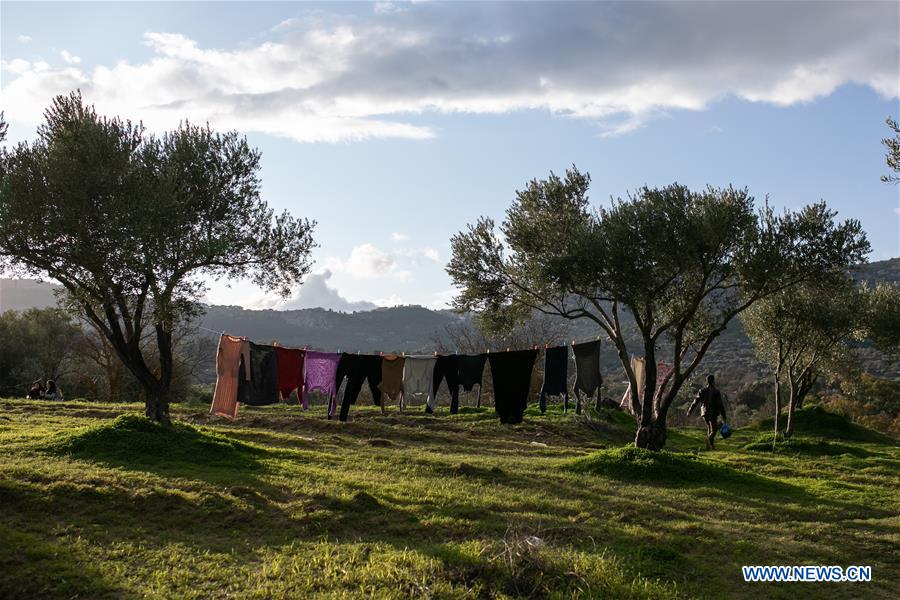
[275,347,305,401]
[458,353,488,407]
[210,334,251,419]
[336,354,383,422]
[379,355,405,408]
[620,356,646,414]
[539,346,569,413]
[237,342,281,406]
[303,351,342,417]
[572,340,602,413]
[489,349,538,424]
[401,356,437,412]
[432,354,461,414]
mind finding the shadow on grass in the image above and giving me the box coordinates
[0,524,122,599]
[40,414,269,481]
[750,405,896,445]
[741,435,881,458]
[565,446,807,497]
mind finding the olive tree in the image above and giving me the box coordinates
[0,92,316,423]
[448,167,869,449]
[864,282,900,355]
[742,276,864,439]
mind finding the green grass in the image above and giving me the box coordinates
[0,399,897,599]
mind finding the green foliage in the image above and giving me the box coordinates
[0,92,316,415]
[750,405,892,444]
[864,282,900,354]
[826,373,900,436]
[448,165,870,448]
[882,116,900,184]
[0,308,81,396]
[43,414,265,471]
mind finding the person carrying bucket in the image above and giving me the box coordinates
[687,374,728,450]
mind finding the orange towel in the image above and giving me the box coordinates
[210,335,250,419]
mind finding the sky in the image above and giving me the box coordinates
[2,1,898,312]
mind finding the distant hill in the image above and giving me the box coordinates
[200,304,462,353]
[853,257,900,283]
[3,257,898,380]
[0,279,61,312]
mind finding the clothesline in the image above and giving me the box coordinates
[196,323,605,356]
[209,333,609,425]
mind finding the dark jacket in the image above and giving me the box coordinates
[688,385,726,421]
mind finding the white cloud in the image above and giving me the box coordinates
[327,243,412,281]
[893,206,900,216]
[16,35,32,44]
[391,232,409,241]
[1,3,896,142]
[283,269,377,311]
[374,293,404,306]
[422,247,440,262]
[374,2,405,15]
[59,50,81,64]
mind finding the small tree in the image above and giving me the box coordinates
[882,117,900,184]
[447,167,869,449]
[0,308,82,396]
[742,276,864,439]
[0,92,316,423]
[864,282,900,355]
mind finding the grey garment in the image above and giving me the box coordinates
[572,340,602,396]
[401,356,437,410]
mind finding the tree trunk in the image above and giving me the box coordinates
[145,325,175,425]
[773,369,782,441]
[144,390,172,425]
[635,422,666,450]
[635,404,668,450]
[784,370,796,439]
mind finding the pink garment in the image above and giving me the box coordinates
[655,361,673,390]
[210,335,251,419]
[303,351,342,416]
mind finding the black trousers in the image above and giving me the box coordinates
[539,345,569,413]
[432,355,461,414]
[337,354,382,421]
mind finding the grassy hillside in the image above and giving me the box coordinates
[0,400,897,599]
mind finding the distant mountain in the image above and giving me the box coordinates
[200,304,462,353]
[0,279,61,312]
[853,257,900,284]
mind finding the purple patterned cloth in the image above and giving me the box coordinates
[303,351,342,416]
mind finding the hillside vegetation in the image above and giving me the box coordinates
[0,400,897,599]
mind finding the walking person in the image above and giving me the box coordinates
[687,374,727,450]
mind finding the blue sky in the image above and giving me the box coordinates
[2,1,898,311]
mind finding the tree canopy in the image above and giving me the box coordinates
[448,166,870,449]
[742,276,864,439]
[882,116,900,184]
[0,92,316,422]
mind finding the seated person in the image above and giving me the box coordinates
[43,380,63,401]
[26,380,45,399]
